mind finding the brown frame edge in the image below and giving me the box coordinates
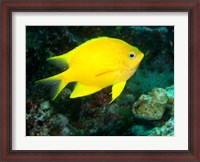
[0,0,199,161]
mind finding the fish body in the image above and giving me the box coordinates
[36,37,144,103]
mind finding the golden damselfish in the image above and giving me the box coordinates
[36,37,144,103]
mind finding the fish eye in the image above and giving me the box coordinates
[129,53,135,59]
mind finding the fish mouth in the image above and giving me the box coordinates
[135,53,144,64]
[138,53,144,61]
[141,53,144,59]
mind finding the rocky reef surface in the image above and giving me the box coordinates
[133,86,174,121]
[26,26,174,136]
[130,85,174,136]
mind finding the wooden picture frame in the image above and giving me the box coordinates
[1,0,199,161]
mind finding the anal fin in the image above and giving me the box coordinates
[110,81,126,103]
[70,83,101,98]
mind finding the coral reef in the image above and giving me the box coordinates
[130,117,174,136]
[27,100,71,136]
[148,117,174,136]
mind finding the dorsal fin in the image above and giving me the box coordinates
[47,51,74,69]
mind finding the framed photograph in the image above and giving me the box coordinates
[1,0,199,161]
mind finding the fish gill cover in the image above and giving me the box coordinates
[26,26,174,136]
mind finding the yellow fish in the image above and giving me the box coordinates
[36,37,144,103]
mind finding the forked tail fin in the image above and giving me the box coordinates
[35,71,69,100]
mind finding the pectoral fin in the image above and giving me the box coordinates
[70,83,102,98]
[110,81,126,103]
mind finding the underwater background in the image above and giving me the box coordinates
[26,26,174,136]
